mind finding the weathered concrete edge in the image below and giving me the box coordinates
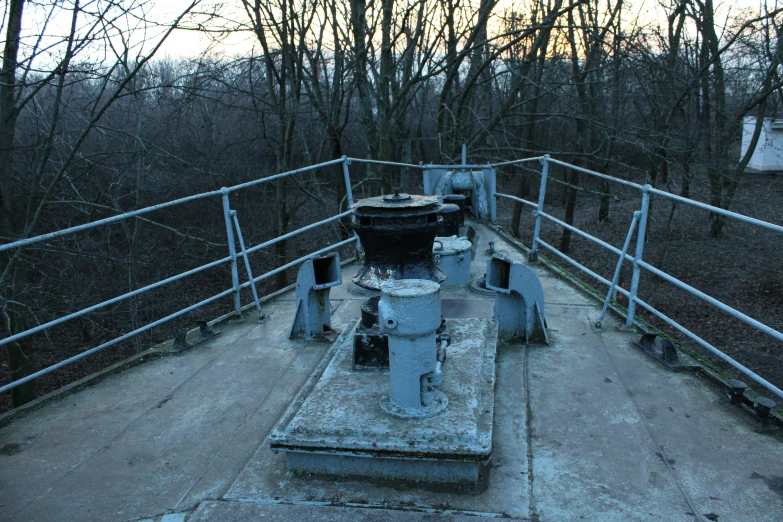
[0,257,356,427]
[193,498,527,520]
[490,225,783,426]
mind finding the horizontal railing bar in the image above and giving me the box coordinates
[646,186,783,235]
[423,163,492,170]
[534,207,783,345]
[534,238,622,292]
[491,156,546,168]
[0,212,350,347]
[0,287,235,394]
[0,190,221,253]
[545,158,783,235]
[495,192,538,208]
[637,259,783,343]
[244,211,351,256]
[538,211,636,262]
[242,236,358,288]
[225,158,345,193]
[632,295,783,399]
[547,158,645,190]
[348,158,424,169]
[0,256,231,347]
[0,235,359,393]
[0,159,346,254]
[535,237,783,398]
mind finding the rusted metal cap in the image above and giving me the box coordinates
[382,191,412,202]
[352,194,441,217]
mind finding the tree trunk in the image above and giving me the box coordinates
[1,0,37,407]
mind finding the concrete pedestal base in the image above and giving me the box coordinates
[269,318,498,490]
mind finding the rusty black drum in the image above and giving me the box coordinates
[351,192,446,291]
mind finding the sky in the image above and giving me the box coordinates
[2,0,779,68]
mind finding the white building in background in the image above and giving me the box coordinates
[741,116,783,172]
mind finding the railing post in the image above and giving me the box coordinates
[596,211,640,328]
[341,156,361,260]
[341,156,354,208]
[625,185,651,328]
[230,210,265,320]
[529,154,550,262]
[221,188,241,316]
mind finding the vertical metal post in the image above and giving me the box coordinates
[625,186,651,328]
[221,188,241,315]
[596,211,640,327]
[461,143,467,166]
[231,210,264,319]
[341,156,354,208]
[341,156,361,259]
[529,154,550,262]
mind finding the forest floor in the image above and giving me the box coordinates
[496,165,783,400]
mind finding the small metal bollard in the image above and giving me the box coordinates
[755,396,777,429]
[727,379,748,405]
[196,320,216,339]
[171,328,190,353]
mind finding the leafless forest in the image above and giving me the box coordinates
[1,0,782,410]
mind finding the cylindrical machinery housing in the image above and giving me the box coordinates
[378,280,447,417]
[434,237,472,287]
[352,193,446,291]
[442,194,466,226]
[439,204,461,237]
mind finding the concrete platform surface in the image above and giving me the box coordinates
[1,222,782,522]
[189,501,521,521]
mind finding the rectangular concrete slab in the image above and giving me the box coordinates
[224,341,530,519]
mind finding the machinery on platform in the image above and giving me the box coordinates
[274,192,547,491]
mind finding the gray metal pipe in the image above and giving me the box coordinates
[547,158,645,190]
[491,156,546,168]
[341,157,354,207]
[494,192,538,208]
[222,189,241,315]
[0,236,359,393]
[0,288,235,394]
[231,210,263,317]
[534,237,783,400]
[348,158,425,169]
[0,159,344,254]
[0,212,352,347]
[529,155,550,261]
[596,212,640,327]
[625,187,651,327]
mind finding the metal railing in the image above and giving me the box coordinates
[0,157,363,394]
[495,155,783,400]
[3,152,783,404]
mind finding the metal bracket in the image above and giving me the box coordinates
[170,320,221,354]
[289,252,342,340]
[727,379,778,431]
[485,254,548,344]
[171,328,190,353]
[633,332,683,369]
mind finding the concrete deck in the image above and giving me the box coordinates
[1,223,782,522]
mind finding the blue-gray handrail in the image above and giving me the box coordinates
[495,155,783,399]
